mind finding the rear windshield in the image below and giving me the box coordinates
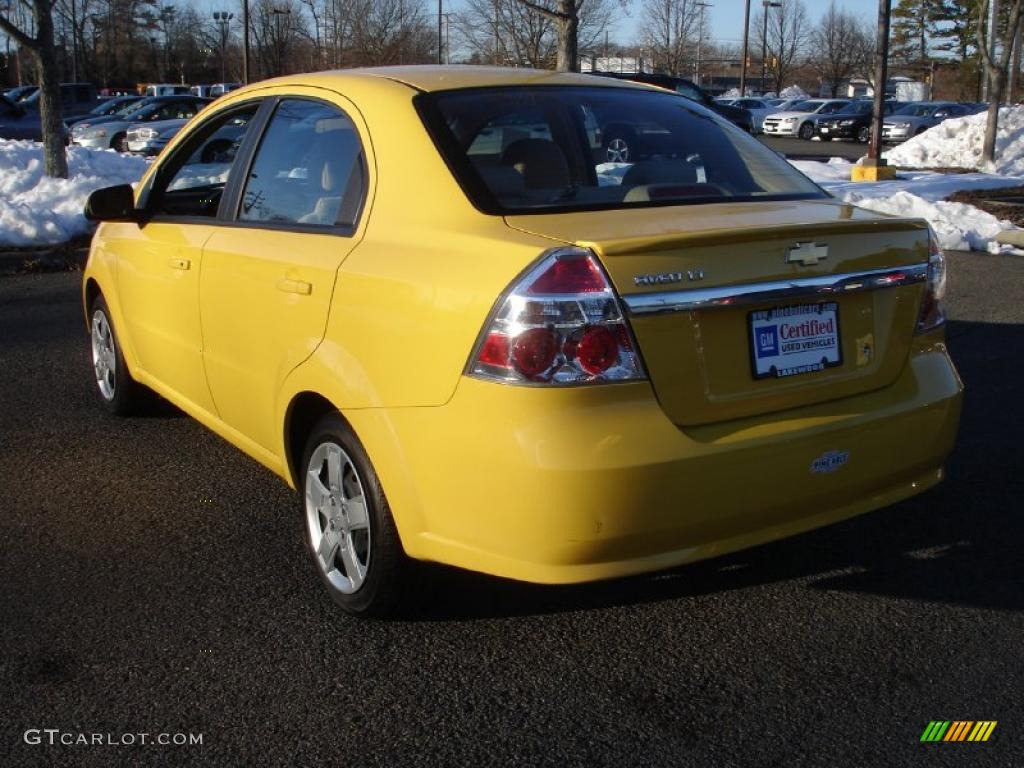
[418,86,825,215]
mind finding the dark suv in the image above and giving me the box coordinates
[814,100,898,143]
[587,72,753,134]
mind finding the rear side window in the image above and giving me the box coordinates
[419,86,824,215]
[238,99,366,229]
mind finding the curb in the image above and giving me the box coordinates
[0,243,90,276]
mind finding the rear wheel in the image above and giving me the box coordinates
[301,414,406,617]
[798,122,814,140]
[111,132,127,152]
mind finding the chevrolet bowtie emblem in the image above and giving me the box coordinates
[786,242,829,266]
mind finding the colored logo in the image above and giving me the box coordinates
[810,449,849,474]
[921,721,997,742]
[756,326,779,358]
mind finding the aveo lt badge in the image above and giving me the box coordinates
[810,450,849,474]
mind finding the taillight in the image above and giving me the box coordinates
[468,247,647,385]
[915,231,946,334]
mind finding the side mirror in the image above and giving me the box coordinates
[85,184,140,222]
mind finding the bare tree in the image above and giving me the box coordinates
[810,1,868,97]
[0,0,68,178]
[514,0,617,71]
[639,0,701,76]
[751,0,810,95]
[977,0,1024,162]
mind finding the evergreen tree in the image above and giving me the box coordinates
[890,0,940,64]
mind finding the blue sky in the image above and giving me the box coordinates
[612,0,882,46]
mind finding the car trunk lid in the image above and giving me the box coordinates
[505,200,930,426]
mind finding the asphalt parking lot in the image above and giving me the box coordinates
[1,252,1022,767]
[760,134,868,161]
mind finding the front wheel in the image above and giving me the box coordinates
[89,295,146,415]
[302,414,407,617]
[798,122,814,140]
[111,133,128,152]
[602,128,635,163]
[857,126,870,143]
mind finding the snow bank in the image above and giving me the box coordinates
[780,85,809,99]
[791,157,1022,252]
[883,106,1024,175]
[0,140,149,247]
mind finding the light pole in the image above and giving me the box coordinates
[761,0,782,95]
[437,0,442,65]
[242,0,250,84]
[740,0,751,95]
[272,8,290,76]
[695,1,712,85]
[213,11,234,83]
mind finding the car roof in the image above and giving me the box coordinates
[245,66,652,95]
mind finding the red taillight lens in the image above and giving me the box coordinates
[468,248,646,385]
[576,326,619,374]
[527,256,607,294]
[511,328,558,378]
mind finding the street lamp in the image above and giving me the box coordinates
[695,1,712,85]
[213,11,234,83]
[272,8,291,76]
[761,0,782,95]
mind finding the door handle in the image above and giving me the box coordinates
[168,257,191,270]
[277,278,312,296]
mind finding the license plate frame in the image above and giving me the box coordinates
[748,302,843,379]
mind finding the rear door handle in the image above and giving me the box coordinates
[277,278,312,295]
[168,257,191,270]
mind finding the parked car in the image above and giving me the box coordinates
[721,96,776,133]
[813,100,899,143]
[589,71,753,133]
[145,83,192,97]
[762,99,853,139]
[210,82,242,97]
[71,95,209,151]
[3,85,38,102]
[19,82,98,119]
[881,101,976,143]
[126,111,249,156]
[65,95,144,128]
[82,67,961,616]
[190,85,215,98]
[0,94,43,140]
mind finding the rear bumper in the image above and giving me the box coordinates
[352,337,962,584]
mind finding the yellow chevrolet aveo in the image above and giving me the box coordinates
[83,67,962,616]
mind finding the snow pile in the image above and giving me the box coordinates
[0,140,149,247]
[721,87,741,98]
[791,157,1023,251]
[779,84,809,99]
[884,106,1024,175]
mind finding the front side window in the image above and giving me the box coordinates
[149,103,260,217]
[420,86,825,214]
[239,99,366,228]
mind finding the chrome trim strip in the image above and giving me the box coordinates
[622,264,928,315]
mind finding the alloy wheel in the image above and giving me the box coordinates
[305,442,371,594]
[91,309,117,401]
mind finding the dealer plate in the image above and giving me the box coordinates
[749,302,842,379]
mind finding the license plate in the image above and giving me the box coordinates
[820,127,830,133]
[749,303,842,379]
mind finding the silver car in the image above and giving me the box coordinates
[127,112,250,158]
[72,96,208,151]
[882,102,976,143]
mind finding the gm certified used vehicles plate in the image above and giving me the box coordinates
[82,67,963,616]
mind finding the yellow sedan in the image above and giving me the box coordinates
[82,67,962,616]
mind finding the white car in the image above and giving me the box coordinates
[762,99,853,139]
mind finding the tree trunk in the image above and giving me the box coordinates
[983,69,1004,162]
[34,12,68,179]
[555,1,578,72]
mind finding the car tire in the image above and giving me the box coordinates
[89,295,147,415]
[857,126,870,143]
[112,133,127,152]
[798,122,814,140]
[602,127,636,163]
[915,126,927,136]
[301,414,407,617]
